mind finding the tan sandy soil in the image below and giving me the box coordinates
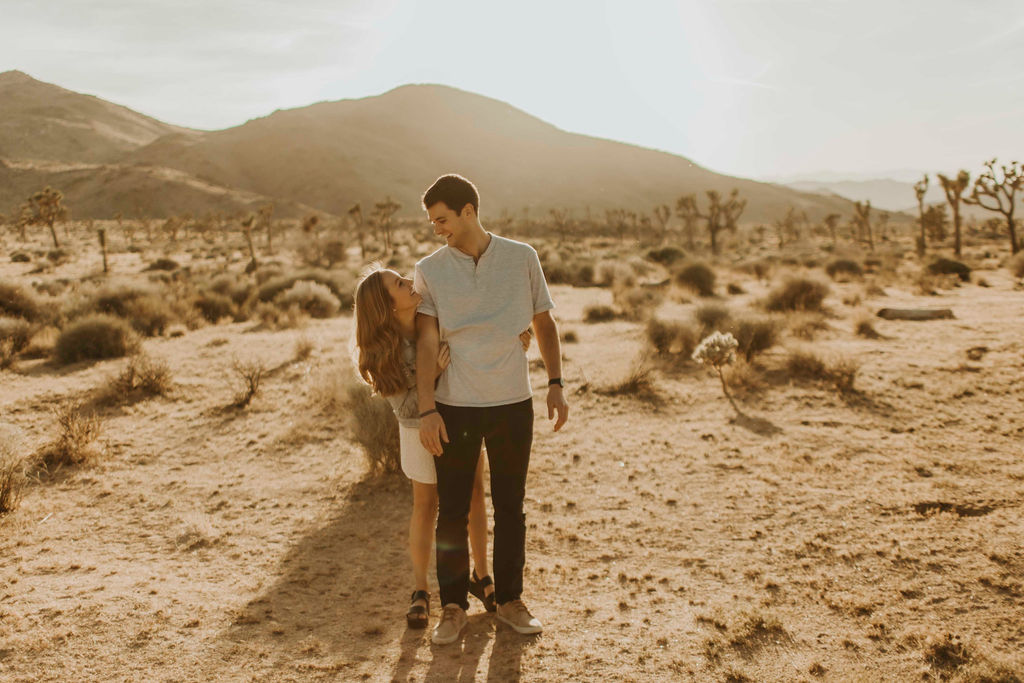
[2,241,1023,682]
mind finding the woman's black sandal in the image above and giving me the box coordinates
[469,570,496,612]
[407,590,430,628]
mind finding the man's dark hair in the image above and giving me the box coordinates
[422,174,480,215]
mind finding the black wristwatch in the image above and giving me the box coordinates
[548,377,564,388]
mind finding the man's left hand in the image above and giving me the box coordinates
[547,386,569,432]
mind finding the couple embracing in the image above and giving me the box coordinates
[354,174,569,645]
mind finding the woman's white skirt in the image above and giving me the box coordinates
[399,424,437,484]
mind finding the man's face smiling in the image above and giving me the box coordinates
[426,202,469,247]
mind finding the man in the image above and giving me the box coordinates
[413,174,569,645]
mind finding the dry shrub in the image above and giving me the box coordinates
[0,281,48,322]
[694,304,731,335]
[145,257,180,271]
[208,273,257,307]
[763,277,830,312]
[343,381,400,475]
[787,312,830,340]
[545,257,595,287]
[614,286,663,321]
[674,261,716,297]
[854,315,882,339]
[728,315,780,362]
[255,301,306,330]
[10,251,31,263]
[195,292,236,323]
[275,280,340,319]
[257,269,354,310]
[724,359,764,397]
[69,282,178,336]
[293,335,315,361]
[34,402,104,471]
[739,258,773,281]
[646,246,686,267]
[96,353,172,405]
[1008,252,1024,279]
[646,318,698,358]
[595,261,635,288]
[230,357,266,408]
[786,349,858,392]
[584,304,619,323]
[19,325,59,359]
[0,317,33,369]
[825,258,864,281]
[0,436,26,515]
[54,314,139,365]
[926,257,971,282]
[596,359,659,402]
[560,329,579,343]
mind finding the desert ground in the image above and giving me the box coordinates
[2,222,1023,682]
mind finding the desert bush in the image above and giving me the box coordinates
[275,280,340,319]
[344,381,400,475]
[10,251,31,263]
[230,357,266,408]
[208,274,256,306]
[785,349,858,392]
[293,335,315,361]
[825,259,864,280]
[614,286,663,321]
[763,277,829,312]
[71,282,177,336]
[96,353,173,405]
[674,262,716,297]
[257,269,354,310]
[738,258,772,280]
[646,318,698,357]
[595,260,635,288]
[19,325,59,359]
[584,304,619,323]
[0,432,26,515]
[728,315,780,362]
[545,257,595,287]
[646,246,686,267]
[854,315,882,339]
[54,314,139,365]
[0,316,33,354]
[195,292,236,323]
[560,329,578,343]
[46,248,71,265]
[1008,252,1024,279]
[926,258,971,282]
[145,257,180,271]
[726,282,745,295]
[255,301,306,330]
[34,402,104,471]
[787,312,830,340]
[694,304,731,335]
[0,281,44,321]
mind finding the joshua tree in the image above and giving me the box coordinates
[240,214,259,272]
[346,203,365,259]
[964,158,1021,254]
[372,196,401,254]
[823,213,841,245]
[652,204,671,244]
[914,174,929,255]
[605,209,629,242]
[852,200,874,251]
[703,189,745,255]
[937,170,970,257]
[774,206,802,248]
[257,203,275,252]
[922,204,949,242]
[21,186,69,248]
[876,211,890,241]
[675,194,700,249]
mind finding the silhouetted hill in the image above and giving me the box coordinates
[0,70,195,163]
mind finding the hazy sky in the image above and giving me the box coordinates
[4,0,1023,180]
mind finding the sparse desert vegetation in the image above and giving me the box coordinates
[1,186,1023,682]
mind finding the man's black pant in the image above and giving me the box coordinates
[434,398,533,609]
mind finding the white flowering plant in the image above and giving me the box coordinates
[692,331,740,410]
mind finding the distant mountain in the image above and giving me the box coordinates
[2,72,859,222]
[0,70,195,163]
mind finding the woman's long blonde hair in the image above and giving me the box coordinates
[353,267,407,396]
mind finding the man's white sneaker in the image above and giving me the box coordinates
[431,603,468,645]
[496,599,543,634]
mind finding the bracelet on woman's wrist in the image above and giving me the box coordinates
[419,408,439,418]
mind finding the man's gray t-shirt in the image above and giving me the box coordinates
[414,234,554,408]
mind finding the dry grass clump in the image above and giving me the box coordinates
[66,282,179,337]
[596,359,659,402]
[825,258,864,281]
[583,304,620,323]
[255,301,307,330]
[729,316,780,362]
[763,277,830,312]
[342,381,400,475]
[54,314,140,365]
[646,318,698,358]
[595,260,636,288]
[787,312,830,340]
[694,304,731,335]
[0,437,26,515]
[926,257,971,282]
[673,261,716,297]
[0,317,33,369]
[293,335,315,361]
[785,349,859,392]
[1008,252,1024,279]
[1,281,56,323]
[95,353,173,405]
[256,269,354,310]
[544,256,595,287]
[34,402,104,472]
[275,280,340,319]
[646,246,686,267]
[229,357,266,408]
[194,292,236,323]
[854,314,882,339]
[613,285,664,321]
[145,257,180,272]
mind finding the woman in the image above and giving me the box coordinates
[354,266,528,627]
